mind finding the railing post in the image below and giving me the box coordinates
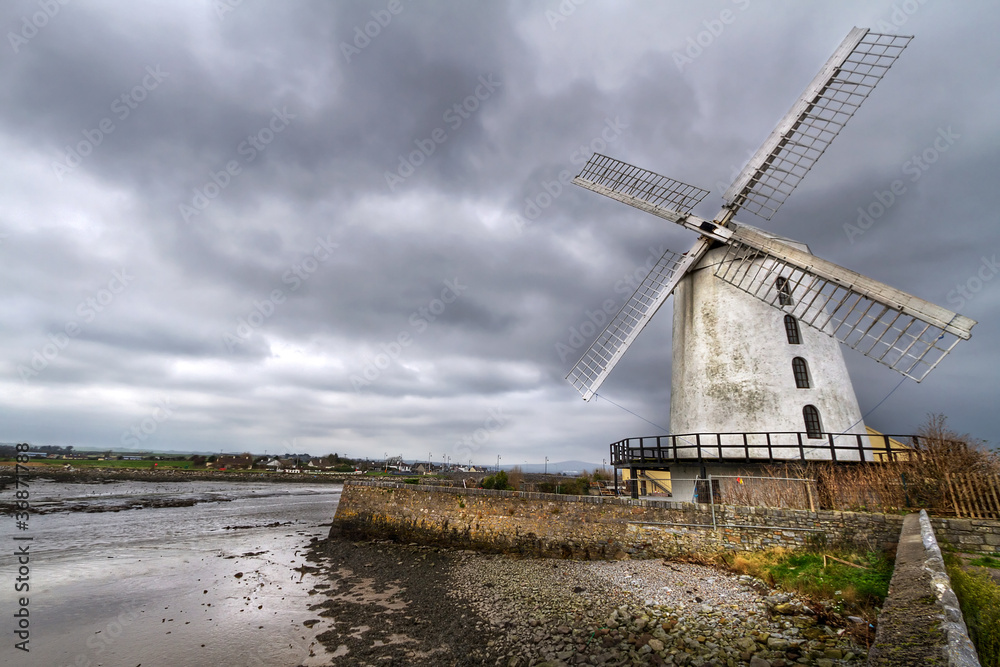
[828,432,837,462]
[856,433,865,461]
[696,433,703,462]
[708,473,717,529]
[743,432,750,462]
[716,433,723,460]
[796,432,804,460]
[884,434,893,463]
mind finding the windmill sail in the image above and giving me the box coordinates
[567,239,712,400]
[714,224,976,381]
[723,28,912,220]
[573,154,711,225]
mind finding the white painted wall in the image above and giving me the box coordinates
[669,240,867,461]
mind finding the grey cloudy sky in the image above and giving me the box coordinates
[2,0,997,464]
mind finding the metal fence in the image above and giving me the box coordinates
[610,430,924,466]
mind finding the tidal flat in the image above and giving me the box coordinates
[3,478,341,666]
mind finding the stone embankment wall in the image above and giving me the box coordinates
[931,516,1000,555]
[868,510,981,667]
[332,480,912,558]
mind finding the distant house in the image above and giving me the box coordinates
[208,453,254,470]
[262,457,298,471]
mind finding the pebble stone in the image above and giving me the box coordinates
[448,554,867,667]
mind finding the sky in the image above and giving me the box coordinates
[2,0,998,465]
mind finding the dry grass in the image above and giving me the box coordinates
[507,465,524,491]
[720,415,997,515]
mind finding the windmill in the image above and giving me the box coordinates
[565,28,977,471]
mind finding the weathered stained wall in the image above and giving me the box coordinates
[331,480,909,559]
[670,241,867,457]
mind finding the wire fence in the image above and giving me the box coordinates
[624,462,1000,518]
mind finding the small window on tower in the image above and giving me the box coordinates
[803,405,823,438]
[784,315,801,344]
[775,276,794,306]
[792,357,810,388]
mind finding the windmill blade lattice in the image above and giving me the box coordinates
[714,229,976,381]
[567,239,711,400]
[723,28,912,220]
[575,154,710,222]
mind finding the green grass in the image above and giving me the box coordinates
[723,548,893,610]
[946,553,1000,667]
[39,459,199,469]
[969,555,1000,569]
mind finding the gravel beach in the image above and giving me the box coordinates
[305,536,869,666]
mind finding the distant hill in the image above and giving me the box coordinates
[499,460,606,475]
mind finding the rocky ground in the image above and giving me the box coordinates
[304,536,871,667]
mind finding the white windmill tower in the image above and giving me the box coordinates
[565,28,976,491]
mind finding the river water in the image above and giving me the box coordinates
[3,478,342,667]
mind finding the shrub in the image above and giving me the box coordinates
[946,556,1000,667]
[481,470,512,490]
[508,465,524,491]
[537,477,590,496]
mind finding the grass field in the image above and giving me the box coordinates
[1,458,202,469]
[721,547,894,611]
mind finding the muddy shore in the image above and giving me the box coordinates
[303,535,870,667]
[0,464,351,486]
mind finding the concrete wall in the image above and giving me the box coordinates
[332,480,911,559]
[670,241,867,458]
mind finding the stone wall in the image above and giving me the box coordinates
[332,480,911,559]
[868,511,981,667]
[931,516,1000,555]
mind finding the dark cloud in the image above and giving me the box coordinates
[1,0,997,461]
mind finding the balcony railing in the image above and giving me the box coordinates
[610,431,923,466]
